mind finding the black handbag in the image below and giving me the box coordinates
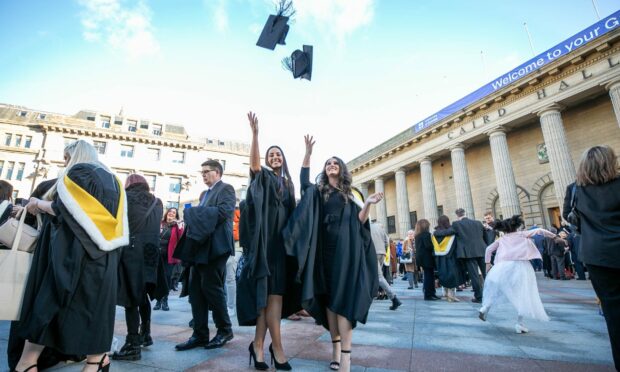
[566,184,581,232]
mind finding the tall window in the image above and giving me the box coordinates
[147,148,160,161]
[437,205,444,217]
[152,124,162,136]
[37,113,46,120]
[387,216,396,234]
[14,135,22,147]
[24,136,32,148]
[6,162,15,179]
[127,121,137,132]
[120,145,134,158]
[101,116,111,128]
[4,133,12,146]
[93,141,107,155]
[0,160,4,177]
[114,117,123,125]
[169,177,182,194]
[16,163,25,181]
[409,211,418,229]
[140,120,149,129]
[145,175,156,191]
[171,151,185,164]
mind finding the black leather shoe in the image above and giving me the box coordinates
[175,336,209,351]
[471,298,482,303]
[205,332,234,349]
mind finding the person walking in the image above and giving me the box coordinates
[549,230,569,280]
[571,145,620,370]
[14,140,127,372]
[236,112,301,370]
[155,207,183,311]
[370,221,402,310]
[478,215,554,334]
[402,230,419,289]
[451,208,487,303]
[113,174,165,361]
[283,136,381,372]
[173,160,236,351]
[432,215,461,302]
[414,220,439,301]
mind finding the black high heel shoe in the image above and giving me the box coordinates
[269,343,292,371]
[248,342,269,371]
[86,354,110,372]
[330,339,341,370]
[11,364,37,372]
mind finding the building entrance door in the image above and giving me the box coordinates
[547,207,561,230]
[540,183,560,229]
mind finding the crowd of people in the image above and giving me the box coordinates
[0,128,618,371]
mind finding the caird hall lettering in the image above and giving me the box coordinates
[447,108,507,139]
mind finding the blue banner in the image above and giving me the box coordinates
[413,10,620,133]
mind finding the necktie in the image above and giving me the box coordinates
[200,189,210,206]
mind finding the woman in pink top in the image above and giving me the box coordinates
[478,215,557,334]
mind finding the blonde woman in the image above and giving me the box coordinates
[402,230,419,289]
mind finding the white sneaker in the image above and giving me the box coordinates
[478,306,488,321]
[515,323,529,334]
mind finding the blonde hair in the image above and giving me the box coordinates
[44,140,108,200]
[576,145,619,187]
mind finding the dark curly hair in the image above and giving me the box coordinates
[492,214,524,233]
[317,156,352,203]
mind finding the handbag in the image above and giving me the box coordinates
[566,184,581,232]
[0,208,35,320]
[400,251,413,264]
[0,201,41,253]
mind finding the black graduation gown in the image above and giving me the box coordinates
[18,163,125,356]
[236,168,301,326]
[283,186,378,329]
[117,185,167,307]
[432,228,463,288]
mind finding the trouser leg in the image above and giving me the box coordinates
[125,306,140,335]
[465,258,483,300]
[189,266,210,340]
[204,255,233,334]
[423,267,436,298]
[588,265,620,371]
[377,255,394,299]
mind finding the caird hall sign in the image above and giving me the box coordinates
[446,51,620,140]
[414,10,620,134]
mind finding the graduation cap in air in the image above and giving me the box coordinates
[256,0,295,50]
[282,45,313,81]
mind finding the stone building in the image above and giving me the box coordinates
[349,17,620,238]
[0,104,250,211]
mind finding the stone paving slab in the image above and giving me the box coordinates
[0,272,615,371]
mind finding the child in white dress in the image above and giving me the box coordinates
[478,215,557,333]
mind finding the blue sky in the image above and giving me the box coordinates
[1,0,619,178]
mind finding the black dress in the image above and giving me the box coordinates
[18,163,126,355]
[236,168,301,326]
[283,167,378,329]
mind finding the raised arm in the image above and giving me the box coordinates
[300,135,315,191]
[248,111,261,173]
[484,240,499,264]
[358,192,384,223]
[524,228,556,239]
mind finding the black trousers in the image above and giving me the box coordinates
[464,258,484,300]
[125,293,151,336]
[587,264,620,370]
[189,255,232,340]
[422,267,436,298]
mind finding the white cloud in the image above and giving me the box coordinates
[78,0,160,59]
[213,0,229,32]
[293,0,375,42]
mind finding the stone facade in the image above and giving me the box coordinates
[0,105,251,211]
[350,31,620,238]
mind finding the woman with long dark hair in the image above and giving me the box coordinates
[237,112,300,371]
[479,215,555,334]
[432,215,462,302]
[283,136,381,372]
[414,219,438,301]
[155,207,183,311]
[572,145,620,369]
[112,174,165,361]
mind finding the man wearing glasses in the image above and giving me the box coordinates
[174,160,236,351]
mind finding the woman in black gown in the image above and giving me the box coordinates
[15,140,127,372]
[283,136,382,372]
[237,112,300,370]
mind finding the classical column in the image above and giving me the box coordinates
[395,168,412,237]
[537,105,576,211]
[359,183,369,199]
[374,177,388,229]
[606,80,620,128]
[420,157,438,228]
[450,144,475,219]
[488,129,521,217]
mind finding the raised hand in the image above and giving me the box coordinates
[366,192,384,205]
[247,111,258,135]
[304,134,315,155]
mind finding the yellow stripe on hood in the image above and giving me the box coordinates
[63,174,125,241]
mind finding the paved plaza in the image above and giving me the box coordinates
[0,273,614,371]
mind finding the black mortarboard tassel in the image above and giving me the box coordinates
[282,45,313,81]
[256,0,296,50]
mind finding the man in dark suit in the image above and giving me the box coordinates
[174,160,236,351]
[451,208,487,303]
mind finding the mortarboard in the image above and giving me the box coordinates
[282,45,313,81]
[256,15,290,50]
